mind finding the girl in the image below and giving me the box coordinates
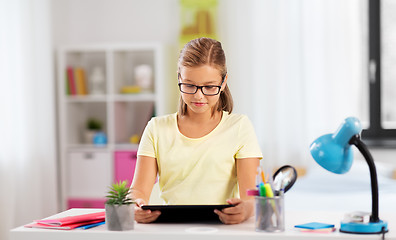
[130,37,263,224]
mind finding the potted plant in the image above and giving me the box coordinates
[84,118,102,144]
[105,180,135,231]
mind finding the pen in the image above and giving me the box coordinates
[256,166,262,187]
[260,167,266,183]
[77,221,105,230]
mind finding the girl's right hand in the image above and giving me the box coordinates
[134,198,161,223]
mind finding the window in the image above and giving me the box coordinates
[362,0,396,147]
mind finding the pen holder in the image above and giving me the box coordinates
[255,196,285,232]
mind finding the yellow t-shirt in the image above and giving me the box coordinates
[137,111,263,204]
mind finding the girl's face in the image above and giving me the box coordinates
[179,65,226,116]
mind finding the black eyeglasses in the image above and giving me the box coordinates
[178,73,224,96]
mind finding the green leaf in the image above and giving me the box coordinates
[105,180,135,205]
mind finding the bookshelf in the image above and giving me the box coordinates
[56,43,165,210]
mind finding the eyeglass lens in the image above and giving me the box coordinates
[179,84,220,95]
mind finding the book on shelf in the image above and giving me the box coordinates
[24,211,105,230]
[65,71,71,95]
[66,67,77,95]
[65,67,89,96]
[75,67,88,95]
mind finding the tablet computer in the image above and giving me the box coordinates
[141,204,234,223]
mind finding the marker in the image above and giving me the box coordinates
[259,183,267,197]
[246,189,259,196]
[264,183,274,197]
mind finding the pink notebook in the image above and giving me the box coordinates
[35,211,105,226]
[24,219,104,230]
[24,211,106,230]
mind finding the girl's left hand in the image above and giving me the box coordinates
[214,198,254,224]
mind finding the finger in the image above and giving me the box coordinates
[215,211,242,225]
[135,208,160,217]
[214,209,226,223]
[221,206,241,215]
[135,198,146,207]
[135,209,151,216]
[136,211,161,223]
[134,205,151,215]
[138,215,160,223]
[215,208,245,224]
[134,204,159,219]
[140,211,161,222]
[226,198,242,205]
[215,209,239,221]
[222,199,243,214]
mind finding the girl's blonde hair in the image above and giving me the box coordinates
[177,37,233,116]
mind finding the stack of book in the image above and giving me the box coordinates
[294,222,336,233]
[66,66,89,96]
[24,211,105,230]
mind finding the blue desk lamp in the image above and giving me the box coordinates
[310,117,388,234]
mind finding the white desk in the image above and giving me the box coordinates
[10,208,395,240]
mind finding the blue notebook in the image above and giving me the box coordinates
[294,222,335,229]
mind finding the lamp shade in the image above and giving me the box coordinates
[310,117,362,174]
[309,117,388,234]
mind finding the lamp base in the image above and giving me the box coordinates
[340,220,388,234]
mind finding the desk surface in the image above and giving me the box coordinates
[10,208,395,240]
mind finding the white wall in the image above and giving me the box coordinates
[52,0,181,113]
[52,0,179,45]
[51,0,396,167]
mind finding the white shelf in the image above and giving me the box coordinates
[67,144,110,151]
[56,43,165,210]
[65,94,156,103]
[113,93,156,102]
[66,95,108,102]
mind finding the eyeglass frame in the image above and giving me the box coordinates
[177,73,226,96]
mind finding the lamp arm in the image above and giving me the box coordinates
[349,135,380,223]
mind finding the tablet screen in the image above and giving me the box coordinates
[141,204,234,223]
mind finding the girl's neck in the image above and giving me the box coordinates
[184,109,222,123]
[177,110,223,138]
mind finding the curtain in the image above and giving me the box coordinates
[221,0,367,169]
[0,0,58,239]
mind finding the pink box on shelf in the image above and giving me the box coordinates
[114,151,137,186]
[67,198,106,209]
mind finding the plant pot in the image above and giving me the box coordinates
[84,130,97,144]
[105,204,135,231]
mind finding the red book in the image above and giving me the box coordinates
[67,67,77,95]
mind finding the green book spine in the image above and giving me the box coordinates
[65,70,70,95]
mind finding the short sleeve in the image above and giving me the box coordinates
[137,118,156,158]
[235,116,263,159]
